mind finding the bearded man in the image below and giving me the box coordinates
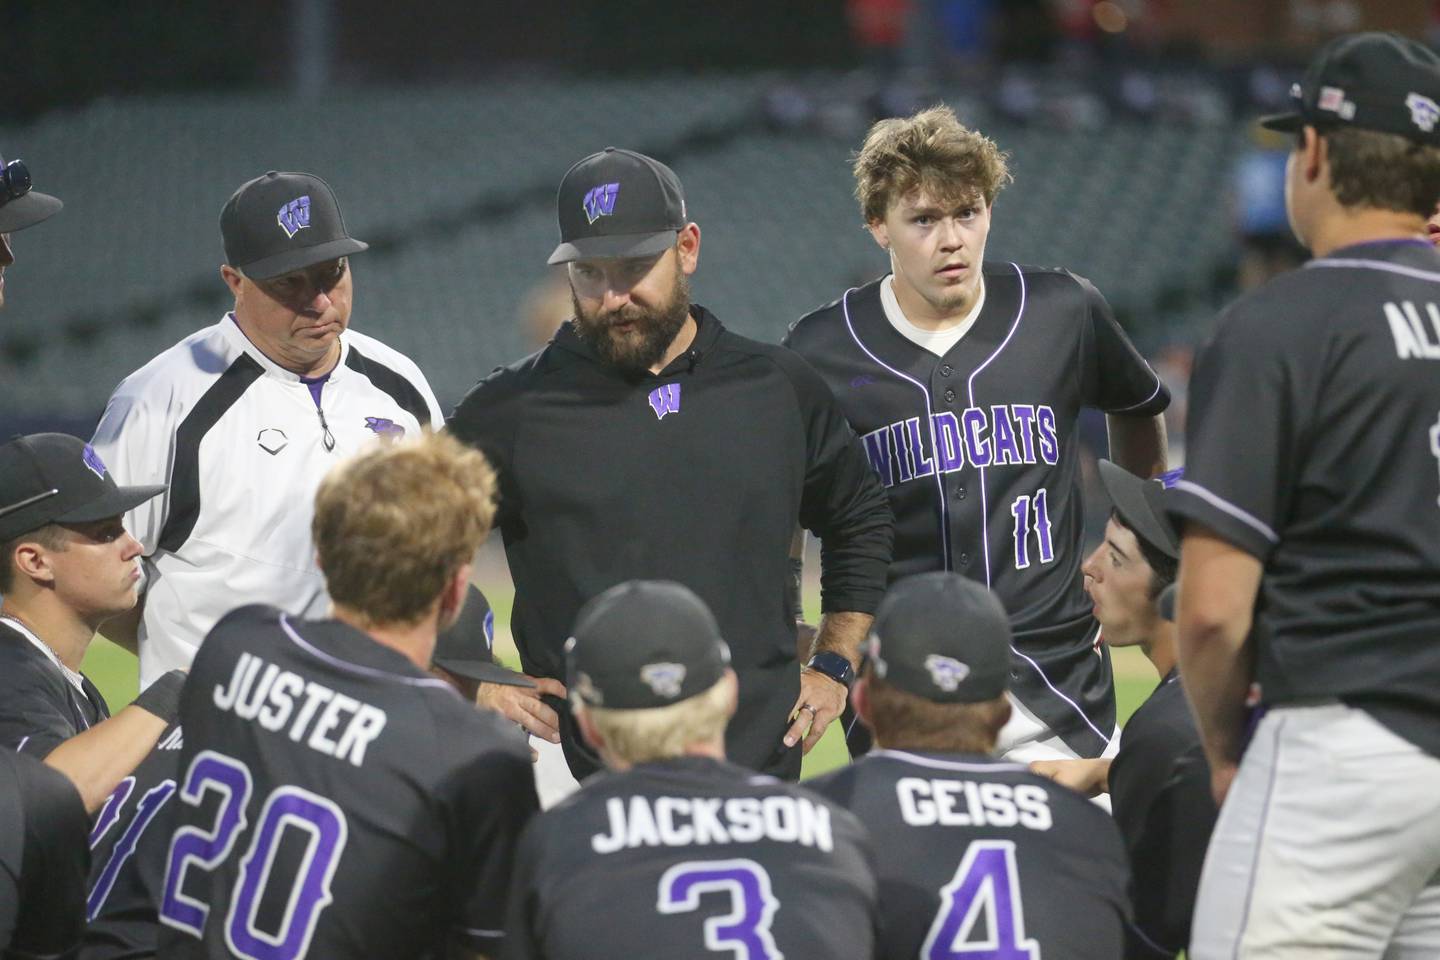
[448,147,893,785]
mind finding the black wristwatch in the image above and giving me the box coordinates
[804,650,855,689]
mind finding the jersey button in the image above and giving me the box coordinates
[959,552,970,565]
[940,364,953,377]
[953,485,966,500]
[944,388,957,403]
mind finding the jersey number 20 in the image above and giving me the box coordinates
[159,750,348,960]
[657,858,782,959]
[922,840,1039,960]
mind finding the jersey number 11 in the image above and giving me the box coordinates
[1009,489,1054,570]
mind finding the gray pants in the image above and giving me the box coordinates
[1191,702,1440,959]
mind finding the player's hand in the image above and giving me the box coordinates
[1210,759,1239,807]
[1029,758,1111,797]
[784,668,847,755]
[475,676,567,744]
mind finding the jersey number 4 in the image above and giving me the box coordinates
[1010,489,1055,570]
[158,750,348,960]
[922,840,1039,960]
[657,858,782,960]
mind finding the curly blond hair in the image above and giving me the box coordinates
[313,431,497,625]
[854,104,1011,224]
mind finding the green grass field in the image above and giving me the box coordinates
[82,586,1162,780]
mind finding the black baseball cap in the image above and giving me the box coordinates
[1260,32,1440,145]
[220,171,368,280]
[432,587,534,688]
[0,152,63,233]
[0,434,166,541]
[547,148,688,265]
[1158,584,1177,623]
[865,572,1012,704]
[565,580,732,710]
[1097,460,1181,561]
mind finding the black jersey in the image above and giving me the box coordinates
[0,618,110,756]
[786,268,1169,755]
[1108,672,1215,958]
[80,723,184,960]
[155,605,538,960]
[449,308,893,780]
[504,756,878,960]
[1168,240,1440,756]
[808,748,1130,960]
[0,747,90,958]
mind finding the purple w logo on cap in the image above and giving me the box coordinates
[582,183,619,224]
[648,383,681,421]
[277,196,311,238]
[81,444,107,480]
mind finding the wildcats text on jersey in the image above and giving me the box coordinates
[211,651,388,767]
[860,404,1060,488]
[591,793,834,854]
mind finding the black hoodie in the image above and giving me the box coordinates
[449,306,893,779]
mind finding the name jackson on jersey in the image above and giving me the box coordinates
[591,793,833,853]
[861,404,1061,488]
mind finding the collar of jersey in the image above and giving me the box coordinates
[222,312,351,385]
[869,747,1027,772]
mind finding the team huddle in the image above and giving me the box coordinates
[2,28,1439,960]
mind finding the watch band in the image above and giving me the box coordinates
[805,650,855,689]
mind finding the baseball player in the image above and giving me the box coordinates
[0,146,62,309]
[0,434,186,813]
[157,433,537,960]
[449,147,893,783]
[80,587,525,960]
[785,105,1170,764]
[503,580,879,960]
[807,572,1131,959]
[91,171,444,688]
[1168,33,1440,957]
[1033,461,1216,958]
[0,749,90,959]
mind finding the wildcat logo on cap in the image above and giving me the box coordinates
[648,383,681,421]
[640,662,686,699]
[277,196,312,239]
[582,183,619,224]
[924,655,970,692]
[1408,93,1440,133]
[81,444,107,480]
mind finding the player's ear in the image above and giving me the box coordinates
[437,564,472,632]
[676,223,701,275]
[220,264,245,299]
[575,705,604,753]
[866,220,890,251]
[1302,126,1326,184]
[11,540,57,587]
[851,675,875,732]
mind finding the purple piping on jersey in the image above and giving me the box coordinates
[1104,371,1165,414]
[1172,480,1278,543]
[965,267,1114,748]
[841,287,953,571]
[965,263,1027,590]
[1304,259,1440,282]
[278,614,454,689]
[871,749,1027,773]
[15,736,28,753]
[1228,715,1287,960]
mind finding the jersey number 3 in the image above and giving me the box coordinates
[922,840,1039,960]
[158,750,348,960]
[1010,489,1055,570]
[657,858,782,960]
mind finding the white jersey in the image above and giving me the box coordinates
[92,314,443,685]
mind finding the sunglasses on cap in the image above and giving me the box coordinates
[0,159,33,209]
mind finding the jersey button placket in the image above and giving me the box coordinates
[940,363,953,377]
[944,388,957,403]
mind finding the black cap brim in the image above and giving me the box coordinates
[1258,111,1305,133]
[432,658,536,687]
[56,484,167,525]
[547,229,677,266]
[0,191,63,233]
[1097,460,1179,560]
[239,237,369,280]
